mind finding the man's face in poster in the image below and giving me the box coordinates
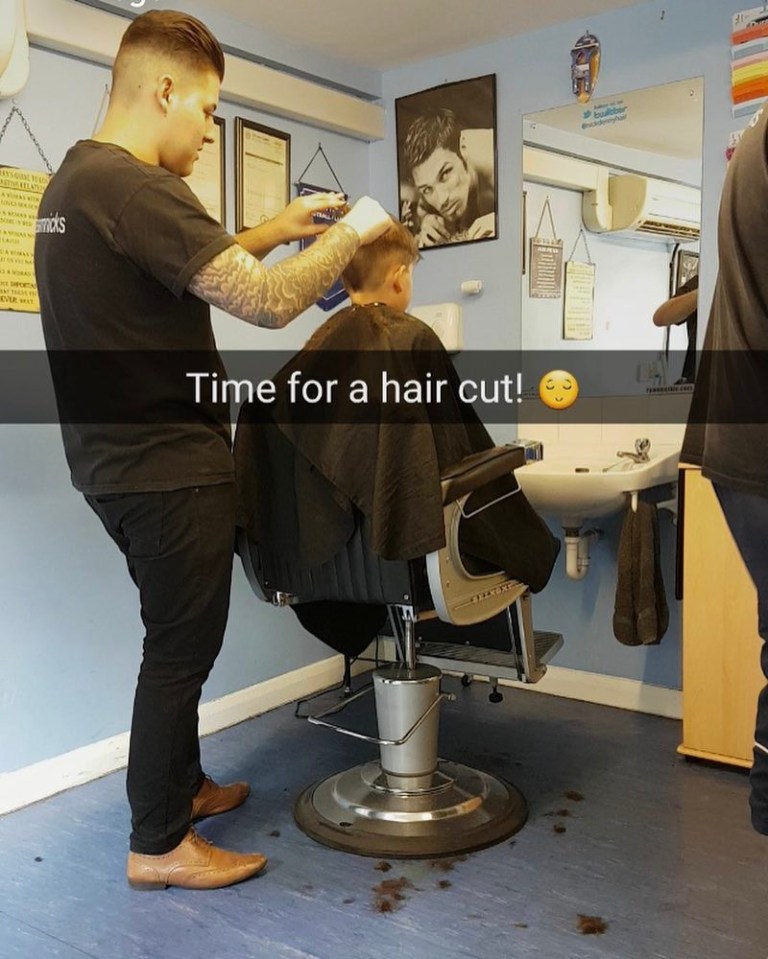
[411,146,473,230]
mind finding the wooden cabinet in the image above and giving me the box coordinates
[679,465,764,767]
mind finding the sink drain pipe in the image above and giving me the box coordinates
[563,528,601,580]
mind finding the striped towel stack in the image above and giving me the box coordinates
[732,7,768,118]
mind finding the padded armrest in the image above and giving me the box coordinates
[440,445,525,506]
[428,448,530,625]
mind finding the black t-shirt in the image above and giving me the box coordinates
[35,140,236,493]
[681,107,768,494]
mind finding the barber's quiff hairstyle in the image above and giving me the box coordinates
[342,217,421,292]
[114,9,225,82]
[403,108,462,178]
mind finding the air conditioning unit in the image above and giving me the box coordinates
[583,174,700,242]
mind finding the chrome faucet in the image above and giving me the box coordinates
[616,437,651,464]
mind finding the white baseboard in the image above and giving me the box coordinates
[0,652,371,817]
[498,665,682,720]
[0,653,680,817]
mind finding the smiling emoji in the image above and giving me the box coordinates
[539,370,579,410]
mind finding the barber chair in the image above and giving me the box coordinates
[237,444,563,859]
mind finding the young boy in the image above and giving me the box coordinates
[296,216,423,355]
[235,218,559,612]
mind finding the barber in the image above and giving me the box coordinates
[34,8,390,891]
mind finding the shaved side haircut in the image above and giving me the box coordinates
[113,9,225,86]
[342,217,420,292]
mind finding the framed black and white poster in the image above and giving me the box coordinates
[235,118,290,232]
[185,115,225,225]
[396,74,498,250]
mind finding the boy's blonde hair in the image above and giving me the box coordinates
[342,216,420,292]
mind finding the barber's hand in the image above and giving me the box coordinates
[417,213,451,247]
[340,196,391,245]
[277,193,348,241]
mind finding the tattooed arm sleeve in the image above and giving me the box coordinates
[187,223,360,329]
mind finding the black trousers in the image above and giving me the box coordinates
[85,483,236,854]
[713,483,768,835]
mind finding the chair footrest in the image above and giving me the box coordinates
[417,630,563,684]
[534,630,564,664]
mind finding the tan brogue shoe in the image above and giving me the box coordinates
[191,775,250,821]
[127,828,267,891]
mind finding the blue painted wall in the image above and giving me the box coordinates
[0,0,747,774]
[75,0,382,99]
[371,0,744,690]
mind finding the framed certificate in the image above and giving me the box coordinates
[235,118,291,232]
[185,115,226,225]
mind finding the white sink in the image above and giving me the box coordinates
[516,443,680,528]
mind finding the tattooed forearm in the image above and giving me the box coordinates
[188,223,360,328]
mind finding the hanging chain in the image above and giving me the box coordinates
[296,141,346,195]
[568,227,593,265]
[0,108,15,143]
[534,197,558,240]
[0,101,54,175]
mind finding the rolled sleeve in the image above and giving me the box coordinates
[112,174,236,299]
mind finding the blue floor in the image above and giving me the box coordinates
[1,678,766,959]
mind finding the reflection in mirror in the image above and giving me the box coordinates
[522,78,703,394]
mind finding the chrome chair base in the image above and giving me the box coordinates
[294,759,527,859]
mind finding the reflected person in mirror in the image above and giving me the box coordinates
[653,273,698,384]
[401,109,495,247]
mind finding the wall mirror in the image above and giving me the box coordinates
[521,77,703,394]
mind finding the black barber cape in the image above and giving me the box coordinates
[234,304,559,656]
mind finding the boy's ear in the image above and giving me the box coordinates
[391,263,407,292]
